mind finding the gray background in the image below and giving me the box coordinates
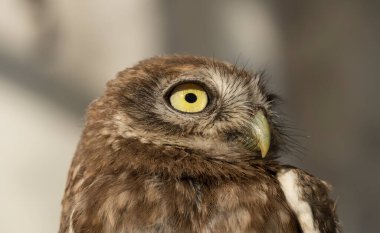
[0,1,379,232]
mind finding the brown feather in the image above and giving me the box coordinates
[59,55,339,233]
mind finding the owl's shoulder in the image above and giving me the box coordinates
[276,166,341,233]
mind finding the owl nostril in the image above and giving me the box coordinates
[185,93,197,103]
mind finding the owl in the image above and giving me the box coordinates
[59,55,340,233]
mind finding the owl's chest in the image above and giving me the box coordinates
[93,176,300,233]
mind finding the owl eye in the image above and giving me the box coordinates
[169,83,208,113]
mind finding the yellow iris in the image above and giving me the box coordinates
[169,83,208,113]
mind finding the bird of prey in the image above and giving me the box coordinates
[59,55,340,233]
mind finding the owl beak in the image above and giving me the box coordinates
[250,110,271,158]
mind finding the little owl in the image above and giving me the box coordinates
[59,55,340,233]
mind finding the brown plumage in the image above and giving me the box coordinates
[59,55,340,233]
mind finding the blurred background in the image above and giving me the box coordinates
[0,0,379,232]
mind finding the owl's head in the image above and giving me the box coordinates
[93,56,283,161]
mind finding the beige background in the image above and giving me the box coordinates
[0,1,379,232]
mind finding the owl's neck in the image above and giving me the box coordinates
[78,121,279,181]
[112,137,278,181]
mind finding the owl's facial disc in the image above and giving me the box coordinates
[247,110,271,158]
[165,80,271,157]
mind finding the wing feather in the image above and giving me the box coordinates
[277,168,341,233]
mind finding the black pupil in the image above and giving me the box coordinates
[185,93,197,103]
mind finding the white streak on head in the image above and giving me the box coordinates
[277,170,320,233]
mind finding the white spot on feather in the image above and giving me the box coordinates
[69,205,76,233]
[277,170,320,233]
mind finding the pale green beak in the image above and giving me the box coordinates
[249,110,271,158]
